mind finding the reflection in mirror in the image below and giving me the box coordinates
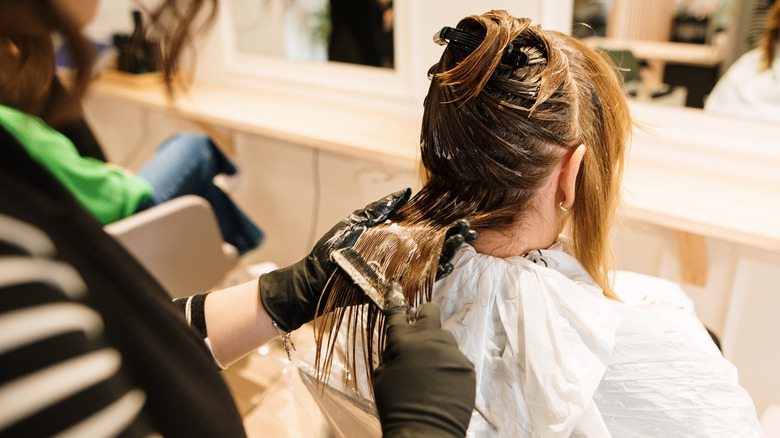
[572,0,730,108]
[229,0,394,68]
[572,0,778,115]
[704,0,780,124]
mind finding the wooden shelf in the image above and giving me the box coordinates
[582,37,724,67]
[86,80,780,254]
[87,78,422,170]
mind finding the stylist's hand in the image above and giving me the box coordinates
[258,188,411,333]
[374,303,476,438]
[437,219,479,281]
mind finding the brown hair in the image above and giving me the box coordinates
[760,1,780,70]
[145,0,217,94]
[0,0,216,126]
[315,10,631,393]
[0,0,94,126]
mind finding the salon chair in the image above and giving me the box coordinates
[105,195,239,298]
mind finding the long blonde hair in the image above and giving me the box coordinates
[316,10,631,392]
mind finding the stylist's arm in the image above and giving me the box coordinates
[374,303,477,437]
[203,189,411,366]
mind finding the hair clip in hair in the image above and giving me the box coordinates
[433,26,529,68]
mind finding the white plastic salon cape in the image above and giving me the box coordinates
[430,244,762,437]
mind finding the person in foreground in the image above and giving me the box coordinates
[0,174,476,437]
[317,10,762,437]
[0,0,476,436]
[0,0,262,255]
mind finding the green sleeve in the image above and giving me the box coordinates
[0,105,153,224]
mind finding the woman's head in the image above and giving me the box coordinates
[0,0,216,126]
[317,10,631,392]
[419,10,630,296]
[0,0,96,126]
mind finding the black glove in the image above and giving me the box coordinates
[259,188,411,333]
[436,219,479,281]
[374,303,476,438]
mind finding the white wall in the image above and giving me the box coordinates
[84,0,151,41]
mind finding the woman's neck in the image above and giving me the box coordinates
[468,188,566,258]
[469,230,549,258]
[468,164,572,258]
[469,217,562,258]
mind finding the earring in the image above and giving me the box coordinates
[559,201,569,213]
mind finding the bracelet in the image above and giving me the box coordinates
[271,320,296,361]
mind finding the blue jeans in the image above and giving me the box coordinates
[135,133,263,255]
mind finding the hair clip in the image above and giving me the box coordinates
[433,26,529,68]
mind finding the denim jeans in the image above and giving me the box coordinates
[135,133,263,255]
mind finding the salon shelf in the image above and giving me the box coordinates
[583,37,724,67]
[87,79,422,171]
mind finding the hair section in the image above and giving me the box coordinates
[145,0,217,94]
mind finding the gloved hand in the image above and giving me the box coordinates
[374,303,476,438]
[259,188,411,333]
[436,219,479,281]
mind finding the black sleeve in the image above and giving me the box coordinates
[171,293,211,339]
[0,214,157,436]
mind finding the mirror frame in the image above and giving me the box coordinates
[215,0,416,106]
[199,0,574,111]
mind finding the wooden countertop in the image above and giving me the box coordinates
[88,75,422,170]
[87,78,780,253]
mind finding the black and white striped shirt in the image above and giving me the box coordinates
[0,214,156,436]
[0,120,247,437]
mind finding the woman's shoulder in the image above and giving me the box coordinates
[0,104,79,158]
[432,243,613,323]
[440,243,601,291]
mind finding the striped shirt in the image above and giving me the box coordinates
[0,214,157,436]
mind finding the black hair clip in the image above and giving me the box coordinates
[433,26,528,68]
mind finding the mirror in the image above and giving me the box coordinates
[571,0,775,117]
[229,0,395,69]
[571,0,733,108]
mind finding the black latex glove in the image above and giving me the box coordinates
[374,303,476,438]
[436,219,479,281]
[258,188,411,333]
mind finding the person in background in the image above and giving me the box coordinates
[705,0,780,123]
[0,0,262,256]
[0,0,477,436]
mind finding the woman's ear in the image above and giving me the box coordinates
[559,144,586,209]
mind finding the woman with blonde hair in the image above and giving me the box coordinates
[316,9,762,437]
